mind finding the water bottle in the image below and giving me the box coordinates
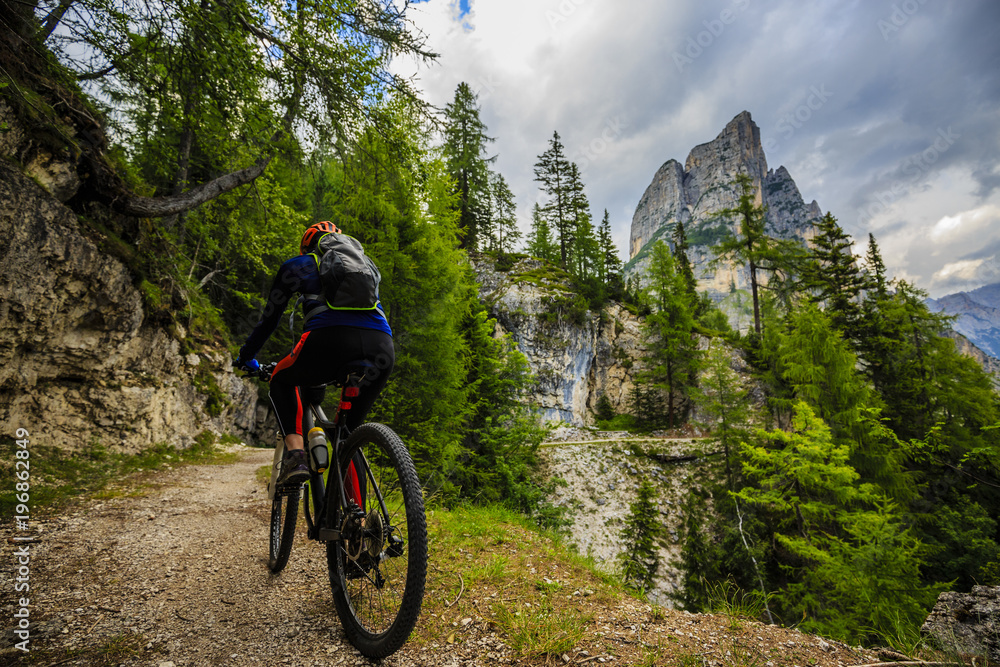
[307,427,329,472]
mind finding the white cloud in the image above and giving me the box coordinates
[930,204,1000,244]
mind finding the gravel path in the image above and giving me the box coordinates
[0,447,441,666]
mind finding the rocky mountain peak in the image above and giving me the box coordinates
[626,111,823,329]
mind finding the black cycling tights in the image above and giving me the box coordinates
[268,326,394,437]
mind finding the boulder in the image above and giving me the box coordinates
[921,585,1000,662]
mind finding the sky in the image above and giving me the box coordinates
[393,0,1000,298]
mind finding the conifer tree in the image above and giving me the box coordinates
[801,212,866,342]
[443,82,495,250]
[713,174,807,335]
[691,339,751,491]
[598,209,621,285]
[713,174,769,336]
[639,241,700,429]
[533,132,574,269]
[620,479,665,593]
[672,220,699,301]
[773,302,908,495]
[863,233,888,297]
[735,402,943,644]
[527,202,557,263]
[565,163,593,277]
[488,172,520,254]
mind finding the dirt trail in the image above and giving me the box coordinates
[0,447,439,666]
[1,446,887,667]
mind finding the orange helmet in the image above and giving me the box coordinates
[300,221,341,255]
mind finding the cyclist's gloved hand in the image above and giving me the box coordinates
[237,357,261,374]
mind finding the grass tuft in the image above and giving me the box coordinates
[0,430,241,516]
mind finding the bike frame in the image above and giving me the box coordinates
[295,373,395,545]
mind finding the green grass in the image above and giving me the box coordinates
[492,596,592,659]
[412,502,629,659]
[0,430,241,517]
[706,579,774,631]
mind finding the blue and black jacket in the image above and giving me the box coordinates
[237,254,391,364]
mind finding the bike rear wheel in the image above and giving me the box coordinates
[327,423,427,658]
[268,487,299,573]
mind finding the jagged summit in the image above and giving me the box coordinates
[625,111,823,327]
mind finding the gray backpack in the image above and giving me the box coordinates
[304,233,383,320]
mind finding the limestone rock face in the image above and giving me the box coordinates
[921,586,1000,662]
[474,256,645,426]
[626,111,822,328]
[0,158,266,453]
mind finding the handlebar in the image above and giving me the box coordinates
[239,361,277,382]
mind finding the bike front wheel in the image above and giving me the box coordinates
[327,423,427,658]
[268,487,299,573]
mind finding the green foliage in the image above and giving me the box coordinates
[442,82,494,250]
[619,479,665,594]
[800,212,866,342]
[636,241,701,429]
[674,489,768,613]
[691,338,752,490]
[455,305,552,522]
[735,402,945,644]
[192,361,229,417]
[595,394,616,422]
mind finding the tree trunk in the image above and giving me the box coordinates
[41,0,74,40]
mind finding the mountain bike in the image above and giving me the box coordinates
[246,361,427,658]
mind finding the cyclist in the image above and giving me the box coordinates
[235,221,394,488]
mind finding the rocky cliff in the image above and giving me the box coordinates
[626,111,822,327]
[474,256,645,426]
[928,283,1000,362]
[0,104,266,454]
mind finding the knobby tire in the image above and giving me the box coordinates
[327,423,427,658]
[268,488,299,573]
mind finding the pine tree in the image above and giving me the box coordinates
[620,479,665,594]
[863,233,888,298]
[801,212,866,341]
[691,339,751,491]
[567,162,599,280]
[713,174,808,335]
[672,220,699,301]
[533,131,573,269]
[442,82,495,251]
[639,241,700,429]
[488,171,520,254]
[713,174,769,336]
[735,402,943,644]
[527,202,557,263]
[598,209,621,285]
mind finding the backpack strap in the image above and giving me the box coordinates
[303,296,329,322]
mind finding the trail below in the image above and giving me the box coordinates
[0,447,447,666]
[1,445,886,667]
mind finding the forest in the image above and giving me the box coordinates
[3,0,999,653]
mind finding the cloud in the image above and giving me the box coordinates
[930,204,1000,244]
[395,0,1000,295]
